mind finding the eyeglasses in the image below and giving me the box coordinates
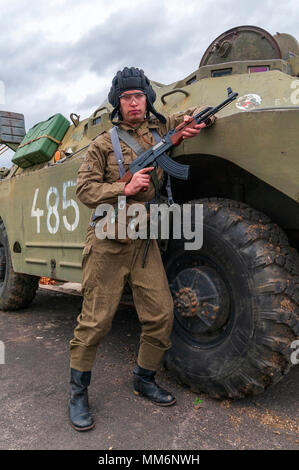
[119,92,146,102]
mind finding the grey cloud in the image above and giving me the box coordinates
[76,91,107,112]
[0,0,298,131]
[1,33,71,96]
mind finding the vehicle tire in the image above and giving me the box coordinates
[164,198,299,399]
[0,219,39,310]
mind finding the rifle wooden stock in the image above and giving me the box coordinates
[117,169,133,183]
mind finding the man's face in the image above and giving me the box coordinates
[119,89,147,125]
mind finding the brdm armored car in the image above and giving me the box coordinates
[0,25,298,399]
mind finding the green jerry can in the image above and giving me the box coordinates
[12,113,70,168]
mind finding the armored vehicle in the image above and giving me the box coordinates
[0,25,298,399]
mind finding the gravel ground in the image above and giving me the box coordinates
[0,288,298,450]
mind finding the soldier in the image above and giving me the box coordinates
[69,67,211,431]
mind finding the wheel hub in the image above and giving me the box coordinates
[172,266,230,335]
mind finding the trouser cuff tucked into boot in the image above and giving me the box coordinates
[133,365,176,406]
[69,368,95,431]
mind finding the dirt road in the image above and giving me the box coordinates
[0,288,298,450]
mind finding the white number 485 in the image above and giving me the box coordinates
[31,181,80,234]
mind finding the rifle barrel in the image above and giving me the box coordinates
[194,91,238,124]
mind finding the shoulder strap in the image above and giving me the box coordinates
[110,126,173,203]
[116,127,144,156]
[110,126,126,177]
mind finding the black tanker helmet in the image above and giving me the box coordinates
[108,66,166,123]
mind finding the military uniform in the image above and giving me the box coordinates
[69,107,204,372]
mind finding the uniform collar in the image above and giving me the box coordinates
[112,118,159,135]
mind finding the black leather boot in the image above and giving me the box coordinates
[69,368,95,431]
[133,365,176,406]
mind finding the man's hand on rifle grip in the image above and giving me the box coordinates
[181,115,206,139]
[123,167,155,196]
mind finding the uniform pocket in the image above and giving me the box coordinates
[81,244,92,270]
[78,161,94,173]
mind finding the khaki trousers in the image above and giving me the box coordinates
[69,227,174,371]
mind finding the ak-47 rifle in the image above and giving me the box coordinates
[117,87,238,183]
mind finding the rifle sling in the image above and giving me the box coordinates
[112,126,160,196]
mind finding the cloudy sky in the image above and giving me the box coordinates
[0,0,298,165]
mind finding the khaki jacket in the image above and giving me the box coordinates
[76,107,215,209]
